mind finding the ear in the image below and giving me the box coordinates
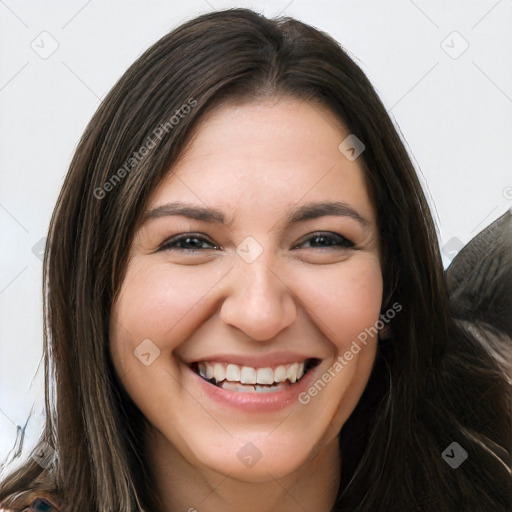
[445,208,512,338]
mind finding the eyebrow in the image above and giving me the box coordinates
[141,200,370,228]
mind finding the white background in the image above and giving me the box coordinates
[1,0,511,463]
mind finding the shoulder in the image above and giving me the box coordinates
[446,207,512,337]
[1,492,61,512]
[23,495,60,511]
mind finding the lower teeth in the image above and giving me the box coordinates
[218,380,290,393]
[198,375,305,393]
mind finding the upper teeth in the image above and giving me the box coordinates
[197,361,306,385]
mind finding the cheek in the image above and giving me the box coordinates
[111,255,383,361]
[289,256,382,440]
[109,260,226,378]
[294,256,383,348]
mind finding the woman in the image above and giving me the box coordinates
[1,8,510,512]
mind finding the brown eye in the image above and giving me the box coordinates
[295,232,355,250]
[159,233,220,252]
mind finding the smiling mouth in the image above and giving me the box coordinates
[189,358,320,393]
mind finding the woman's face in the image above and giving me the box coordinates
[110,96,383,481]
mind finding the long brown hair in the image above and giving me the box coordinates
[1,8,510,511]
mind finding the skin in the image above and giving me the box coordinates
[109,96,383,512]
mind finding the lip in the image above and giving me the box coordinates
[183,357,324,412]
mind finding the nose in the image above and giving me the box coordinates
[218,250,298,342]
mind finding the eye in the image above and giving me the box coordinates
[158,231,354,254]
[293,232,355,250]
[159,233,220,253]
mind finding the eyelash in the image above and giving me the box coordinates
[159,232,355,253]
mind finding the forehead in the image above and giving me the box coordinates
[146,97,375,226]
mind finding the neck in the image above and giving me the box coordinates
[146,429,341,512]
